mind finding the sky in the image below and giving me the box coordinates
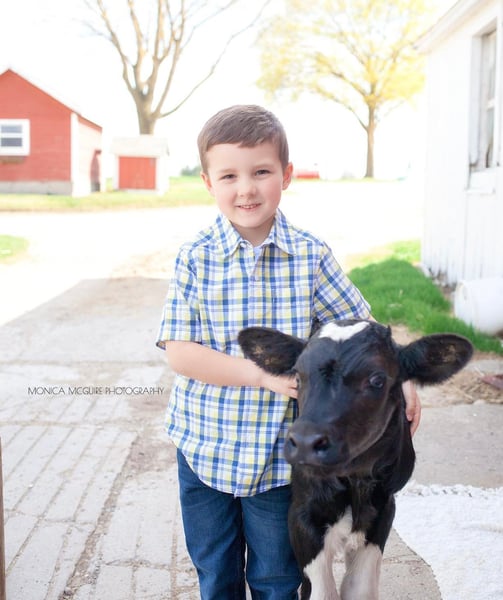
[0,0,458,179]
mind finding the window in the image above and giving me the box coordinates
[0,119,30,156]
[469,26,499,175]
[478,29,497,169]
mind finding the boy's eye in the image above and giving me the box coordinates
[221,174,236,180]
[256,169,270,176]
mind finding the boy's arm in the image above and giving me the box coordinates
[403,380,421,436]
[164,340,298,398]
[166,342,420,433]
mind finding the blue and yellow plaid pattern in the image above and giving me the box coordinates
[157,209,370,496]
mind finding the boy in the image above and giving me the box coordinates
[157,105,420,599]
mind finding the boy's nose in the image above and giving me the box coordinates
[237,178,256,198]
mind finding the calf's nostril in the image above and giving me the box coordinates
[312,435,330,454]
[287,431,301,449]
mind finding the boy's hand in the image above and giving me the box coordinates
[402,380,421,436]
[260,371,298,398]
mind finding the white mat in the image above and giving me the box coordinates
[395,482,503,600]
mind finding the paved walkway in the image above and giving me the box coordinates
[1,277,191,599]
[0,182,501,599]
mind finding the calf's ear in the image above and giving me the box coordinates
[238,327,306,375]
[399,334,474,385]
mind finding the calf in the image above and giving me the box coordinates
[239,319,473,600]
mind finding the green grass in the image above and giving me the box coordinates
[0,234,29,261]
[349,255,503,355]
[0,176,213,211]
[345,239,421,271]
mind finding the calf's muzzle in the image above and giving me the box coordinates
[284,420,343,465]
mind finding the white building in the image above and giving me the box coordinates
[420,0,503,287]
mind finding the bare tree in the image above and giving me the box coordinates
[82,0,270,133]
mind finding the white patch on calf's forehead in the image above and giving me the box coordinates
[319,321,369,343]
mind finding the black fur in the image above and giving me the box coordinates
[239,320,473,599]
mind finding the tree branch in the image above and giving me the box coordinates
[94,0,136,97]
[84,0,272,132]
[158,0,271,117]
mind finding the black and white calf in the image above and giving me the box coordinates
[239,320,473,600]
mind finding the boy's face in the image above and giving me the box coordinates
[201,142,293,246]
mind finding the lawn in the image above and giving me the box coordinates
[348,244,503,355]
[0,234,29,261]
[0,176,213,211]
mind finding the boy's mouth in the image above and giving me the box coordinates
[237,203,261,210]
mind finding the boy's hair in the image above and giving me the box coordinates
[197,105,290,173]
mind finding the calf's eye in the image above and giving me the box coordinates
[369,372,386,389]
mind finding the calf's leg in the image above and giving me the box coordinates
[303,549,340,600]
[341,542,381,600]
[296,508,355,600]
[340,494,395,600]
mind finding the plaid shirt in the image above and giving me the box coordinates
[157,209,370,496]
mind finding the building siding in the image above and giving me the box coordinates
[118,156,156,190]
[76,115,102,194]
[0,70,71,183]
[421,0,503,284]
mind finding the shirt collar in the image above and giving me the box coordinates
[213,209,297,258]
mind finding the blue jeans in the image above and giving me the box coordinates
[177,450,301,600]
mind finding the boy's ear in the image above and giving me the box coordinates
[201,171,214,196]
[282,163,294,190]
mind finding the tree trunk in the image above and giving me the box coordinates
[365,106,376,178]
[138,108,156,134]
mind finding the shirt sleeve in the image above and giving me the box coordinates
[156,246,202,350]
[313,243,371,322]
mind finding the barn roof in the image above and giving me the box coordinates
[0,66,102,129]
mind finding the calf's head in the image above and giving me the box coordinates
[239,320,473,473]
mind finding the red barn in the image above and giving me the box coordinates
[0,68,103,196]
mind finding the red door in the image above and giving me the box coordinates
[119,156,156,189]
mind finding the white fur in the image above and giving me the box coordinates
[303,507,382,600]
[319,321,369,343]
[304,548,340,600]
[341,543,382,600]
